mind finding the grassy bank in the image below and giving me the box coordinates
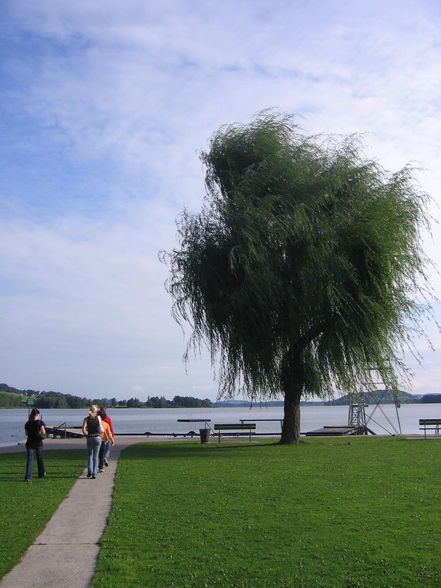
[94,437,441,587]
[0,450,85,578]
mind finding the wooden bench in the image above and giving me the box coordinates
[240,418,284,430]
[419,419,441,438]
[213,423,256,443]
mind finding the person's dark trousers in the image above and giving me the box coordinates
[98,440,109,470]
[25,445,45,480]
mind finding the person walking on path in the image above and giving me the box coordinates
[98,410,114,473]
[99,406,114,467]
[82,405,103,479]
[24,408,46,482]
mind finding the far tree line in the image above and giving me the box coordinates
[0,384,213,409]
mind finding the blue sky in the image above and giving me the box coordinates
[1,0,440,401]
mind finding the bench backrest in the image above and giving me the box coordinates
[419,419,441,425]
[214,423,256,430]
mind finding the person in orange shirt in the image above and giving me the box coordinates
[99,406,114,467]
[98,409,114,473]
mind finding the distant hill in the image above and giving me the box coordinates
[216,391,425,407]
[216,399,285,407]
[0,383,213,409]
[325,390,422,405]
[420,393,441,403]
[0,383,98,408]
[0,384,27,408]
[215,399,322,407]
[0,383,35,396]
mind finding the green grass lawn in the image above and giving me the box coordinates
[93,437,441,588]
[0,450,85,578]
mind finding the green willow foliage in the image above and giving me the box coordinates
[163,112,433,441]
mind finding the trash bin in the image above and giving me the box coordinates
[199,428,210,443]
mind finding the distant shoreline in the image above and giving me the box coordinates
[2,382,440,410]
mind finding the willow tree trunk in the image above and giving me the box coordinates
[280,389,302,443]
[280,349,304,444]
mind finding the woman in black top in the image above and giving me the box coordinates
[24,408,46,482]
[82,405,103,479]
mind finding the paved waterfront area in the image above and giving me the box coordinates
[0,436,145,588]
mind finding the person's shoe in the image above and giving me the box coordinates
[25,479,31,483]
[87,472,92,478]
[38,472,47,478]
[92,475,96,479]
[99,468,104,473]
[104,459,109,467]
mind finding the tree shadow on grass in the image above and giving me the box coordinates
[120,439,284,461]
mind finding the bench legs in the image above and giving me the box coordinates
[216,428,253,443]
[421,426,441,438]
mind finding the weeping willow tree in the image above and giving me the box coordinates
[163,111,432,443]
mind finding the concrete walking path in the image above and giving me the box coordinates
[0,437,145,588]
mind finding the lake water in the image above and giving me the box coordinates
[1,403,440,447]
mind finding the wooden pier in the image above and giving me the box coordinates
[305,425,376,436]
[45,424,83,439]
